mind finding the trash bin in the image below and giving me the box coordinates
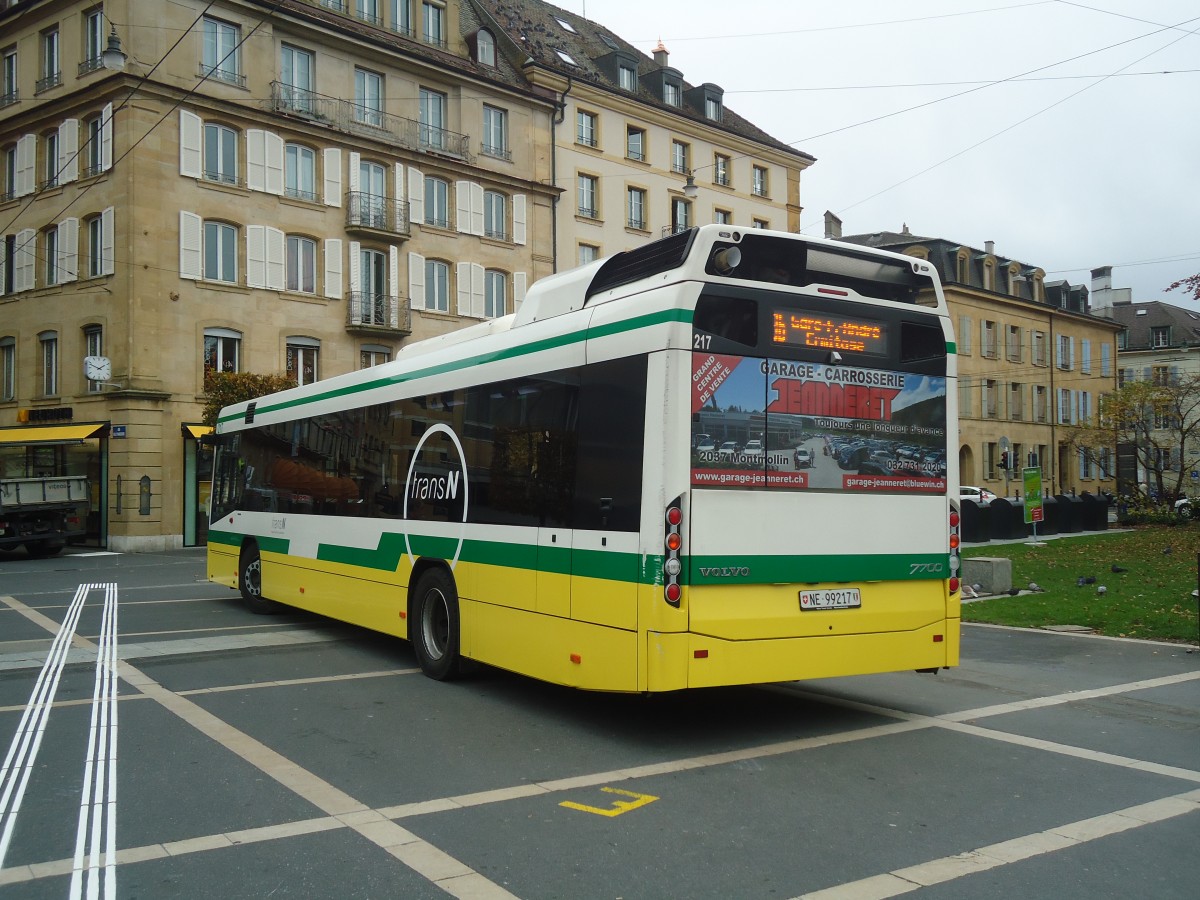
[959,498,990,543]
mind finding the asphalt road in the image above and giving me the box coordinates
[1,547,1197,899]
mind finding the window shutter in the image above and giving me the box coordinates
[455,181,471,233]
[471,263,485,318]
[1069,337,1075,370]
[514,271,527,309]
[59,217,78,282]
[101,207,115,275]
[388,246,399,326]
[265,132,284,195]
[393,163,406,231]
[179,110,202,178]
[0,249,5,296]
[408,252,425,308]
[15,229,35,291]
[512,194,527,245]
[266,226,285,290]
[246,129,266,191]
[59,119,79,184]
[246,225,267,288]
[980,320,987,354]
[323,148,342,207]
[101,103,113,171]
[1080,338,1091,373]
[347,151,361,193]
[16,135,36,197]
[179,212,202,280]
[456,262,471,315]
[408,166,424,224]
[470,183,485,236]
[348,240,361,296]
[323,238,343,299]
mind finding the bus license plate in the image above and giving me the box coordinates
[799,589,861,610]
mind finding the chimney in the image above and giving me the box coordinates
[1088,265,1130,318]
[1090,265,1112,292]
[984,240,995,256]
[653,39,669,67]
[824,211,842,240]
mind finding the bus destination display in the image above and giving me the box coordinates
[771,310,886,354]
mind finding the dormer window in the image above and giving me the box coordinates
[476,29,495,66]
[619,64,637,91]
[663,81,681,106]
[705,97,721,121]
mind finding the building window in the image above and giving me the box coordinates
[358,159,386,226]
[40,331,58,396]
[82,8,104,73]
[671,197,691,233]
[705,97,722,121]
[984,379,999,418]
[626,126,644,161]
[663,81,680,106]
[713,154,730,187]
[84,325,103,393]
[578,244,598,266]
[202,331,240,374]
[392,0,413,37]
[671,140,688,175]
[86,214,103,277]
[484,269,506,318]
[1009,382,1023,420]
[576,110,598,148]
[752,165,768,197]
[481,105,508,159]
[203,221,237,282]
[419,87,447,149]
[981,320,997,358]
[201,17,241,85]
[1058,388,1072,424]
[1116,329,1127,350]
[360,345,390,368]
[483,190,507,240]
[423,176,449,228]
[285,143,316,201]
[2,46,17,106]
[286,339,320,386]
[44,226,59,286]
[422,1,445,47]
[1057,334,1073,370]
[714,209,731,225]
[752,218,768,230]
[39,27,61,92]
[203,122,238,185]
[619,64,637,91]
[2,233,16,293]
[424,259,449,311]
[627,187,645,230]
[476,29,495,66]
[577,174,598,218]
[355,0,382,27]
[286,235,316,293]
[1151,326,1170,348]
[280,45,314,113]
[1034,386,1048,423]
[84,115,104,177]
[42,129,60,189]
[1006,325,1022,361]
[1032,330,1048,366]
[1,336,15,401]
[355,67,384,127]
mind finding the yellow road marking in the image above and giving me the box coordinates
[559,786,659,817]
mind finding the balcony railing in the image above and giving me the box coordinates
[35,71,62,93]
[346,292,411,334]
[346,192,410,236]
[627,217,645,230]
[0,90,18,109]
[480,143,511,161]
[268,83,471,159]
[78,56,104,77]
[200,63,246,88]
[662,224,690,237]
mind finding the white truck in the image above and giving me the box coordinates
[0,474,90,556]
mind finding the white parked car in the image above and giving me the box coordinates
[794,447,812,469]
[959,486,997,504]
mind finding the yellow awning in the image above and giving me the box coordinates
[0,423,108,444]
[183,424,213,439]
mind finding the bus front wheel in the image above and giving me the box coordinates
[239,543,280,614]
[411,568,463,681]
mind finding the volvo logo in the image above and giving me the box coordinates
[698,566,751,578]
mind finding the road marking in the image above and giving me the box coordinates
[793,788,1200,900]
[0,584,92,870]
[70,583,119,900]
[560,787,659,817]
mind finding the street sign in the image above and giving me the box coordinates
[112,425,127,439]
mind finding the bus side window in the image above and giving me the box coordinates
[693,295,758,348]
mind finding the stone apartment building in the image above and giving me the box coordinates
[835,220,1122,499]
[0,0,811,550]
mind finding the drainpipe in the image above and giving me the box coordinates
[1048,310,1057,497]
[551,77,572,274]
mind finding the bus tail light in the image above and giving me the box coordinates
[664,496,683,607]
[948,506,961,595]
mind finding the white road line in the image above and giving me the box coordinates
[0,584,90,869]
[70,583,120,900]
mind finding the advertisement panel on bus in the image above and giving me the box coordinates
[691,353,947,492]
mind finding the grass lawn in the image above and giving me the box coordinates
[962,524,1200,645]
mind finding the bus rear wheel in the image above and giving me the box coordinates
[411,568,463,681]
[239,543,280,614]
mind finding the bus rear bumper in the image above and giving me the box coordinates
[647,619,959,691]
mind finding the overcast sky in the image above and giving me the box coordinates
[568,0,1199,304]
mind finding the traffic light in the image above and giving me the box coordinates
[1000,451,1010,470]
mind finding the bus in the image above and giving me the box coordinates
[207,225,960,692]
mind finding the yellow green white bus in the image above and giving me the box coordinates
[207,225,961,692]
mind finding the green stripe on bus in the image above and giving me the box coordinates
[208,530,290,556]
[946,341,957,353]
[218,308,693,425]
[689,553,949,584]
